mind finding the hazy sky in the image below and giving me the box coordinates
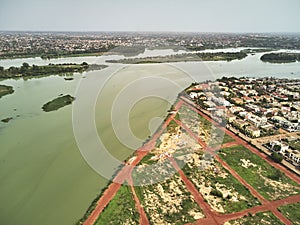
[0,0,299,32]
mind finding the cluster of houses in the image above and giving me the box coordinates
[267,139,300,166]
[188,77,300,138]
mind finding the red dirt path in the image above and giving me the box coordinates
[127,175,150,225]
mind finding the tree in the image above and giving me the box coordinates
[266,112,273,118]
[268,168,283,181]
[271,152,283,163]
[273,144,281,152]
[210,189,223,198]
[262,97,268,104]
[291,106,297,112]
[20,62,30,73]
[22,62,30,68]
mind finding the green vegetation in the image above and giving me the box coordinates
[271,152,284,163]
[155,137,162,148]
[0,46,146,60]
[1,117,13,123]
[0,84,14,98]
[109,46,146,57]
[288,139,300,151]
[210,189,223,198]
[94,184,139,225]
[138,153,156,165]
[226,211,284,225]
[222,134,235,144]
[167,120,180,134]
[278,202,300,225]
[106,51,247,64]
[261,53,300,63]
[174,112,180,120]
[0,62,107,79]
[42,95,75,112]
[181,157,260,213]
[40,50,109,59]
[219,145,300,200]
[0,45,114,60]
[240,48,274,54]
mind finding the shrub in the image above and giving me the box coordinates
[210,189,223,198]
[271,152,283,163]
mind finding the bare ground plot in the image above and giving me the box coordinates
[278,202,300,225]
[133,170,204,225]
[223,211,284,225]
[177,105,234,146]
[177,151,260,213]
[94,184,139,225]
[149,124,202,164]
[219,145,300,200]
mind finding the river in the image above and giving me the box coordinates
[0,49,299,225]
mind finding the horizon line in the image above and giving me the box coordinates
[1,30,300,34]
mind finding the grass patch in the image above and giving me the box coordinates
[226,211,284,225]
[138,153,156,166]
[219,145,300,200]
[94,184,139,225]
[289,139,300,151]
[42,94,75,112]
[278,202,300,225]
[222,134,235,144]
[174,112,180,120]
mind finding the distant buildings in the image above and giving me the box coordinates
[188,76,300,140]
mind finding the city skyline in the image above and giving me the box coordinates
[1,0,300,33]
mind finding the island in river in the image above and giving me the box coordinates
[1,117,13,123]
[0,84,14,98]
[0,62,107,79]
[42,94,75,112]
[106,51,247,64]
[261,52,300,63]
